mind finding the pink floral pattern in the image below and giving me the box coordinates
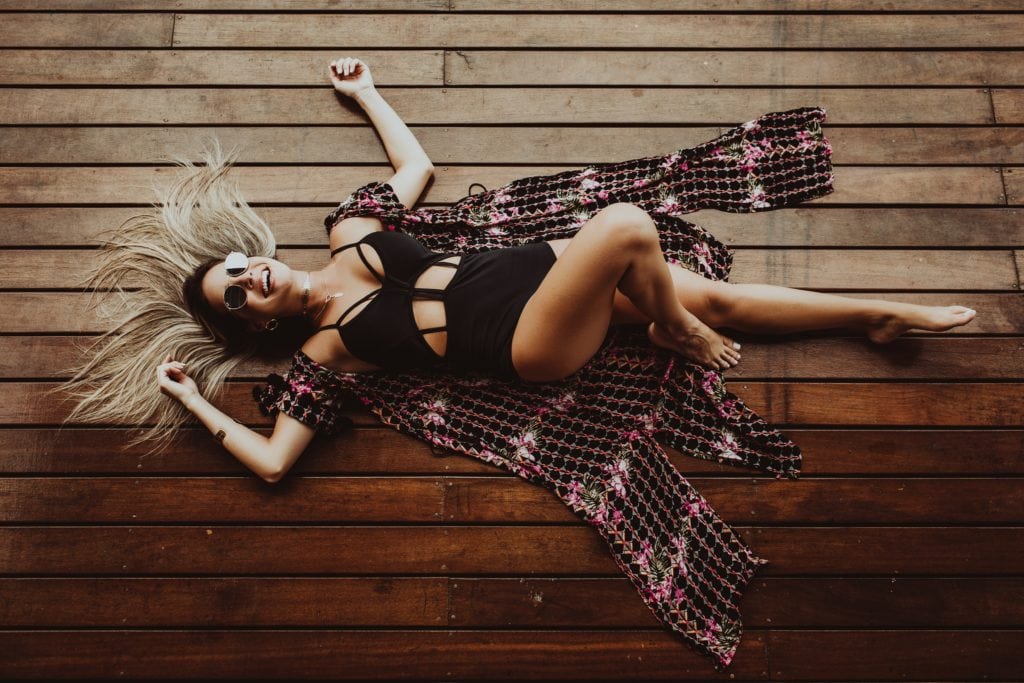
[258,107,835,672]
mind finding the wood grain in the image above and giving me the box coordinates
[0,87,994,125]
[6,381,1022,426]
[4,206,1022,248]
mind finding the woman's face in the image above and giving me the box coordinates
[201,255,295,330]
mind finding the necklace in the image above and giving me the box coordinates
[303,272,343,323]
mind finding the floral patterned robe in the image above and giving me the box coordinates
[255,106,835,671]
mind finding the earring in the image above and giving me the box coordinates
[264,318,279,332]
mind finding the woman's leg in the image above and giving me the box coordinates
[512,203,741,383]
[600,258,978,342]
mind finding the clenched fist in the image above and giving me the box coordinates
[329,57,375,97]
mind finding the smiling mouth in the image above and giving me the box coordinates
[261,268,271,296]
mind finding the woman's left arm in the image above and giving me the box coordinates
[330,58,434,174]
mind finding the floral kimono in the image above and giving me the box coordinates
[255,106,835,671]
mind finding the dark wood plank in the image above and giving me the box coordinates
[445,51,1024,86]
[0,49,443,85]
[765,630,1024,680]
[0,166,1008,205]
[3,525,1021,574]
[8,476,1021,523]
[0,526,622,575]
[0,12,173,46]
[171,13,1024,49]
[0,87,993,125]
[2,126,1021,164]
[448,576,1024,628]
[4,575,1022,628]
[7,336,1020,382]
[0,577,447,627]
[7,247,1014,290]
[7,381,1023,426]
[0,630,770,680]
[4,206,1022,249]
[2,428,1021,477]
[5,291,1017,333]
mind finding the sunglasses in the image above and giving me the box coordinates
[223,251,250,311]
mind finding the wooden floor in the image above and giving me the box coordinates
[2,1,1023,680]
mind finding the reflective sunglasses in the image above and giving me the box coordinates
[223,251,250,311]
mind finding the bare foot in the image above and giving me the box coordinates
[866,304,977,344]
[647,320,742,370]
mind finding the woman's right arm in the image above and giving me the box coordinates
[158,355,315,484]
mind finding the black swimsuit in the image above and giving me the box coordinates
[313,230,557,380]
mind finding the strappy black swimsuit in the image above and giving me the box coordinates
[313,230,557,380]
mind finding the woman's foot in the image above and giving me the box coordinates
[647,319,742,370]
[866,304,977,344]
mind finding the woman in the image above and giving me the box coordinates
[63,57,975,671]
[150,57,975,484]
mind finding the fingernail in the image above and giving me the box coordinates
[734,342,741,349]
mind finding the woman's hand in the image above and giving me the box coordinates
[157,353,199,404]
[329,57,375,98]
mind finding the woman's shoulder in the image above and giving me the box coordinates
[325,180,407,238]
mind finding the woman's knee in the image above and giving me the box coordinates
[593,203,659,250]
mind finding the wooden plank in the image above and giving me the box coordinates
[449,576,1024,628]
[0,12,173,47]
[4,206,1022,249]
[1002,167,1024,205]
[0,630,770,680]
[171,13,1024,49]
[0,50,1019,87]
[992,87,1024,124]
[7,381,1023,426]
[1,428,1021,477]
[445,51,1024,86]
[0,0,447,8]
[0,49,443,85]
[5,247,1015,290]
[7,476,1020,523]
[0,526,623,575]
[444,478,1024,524]
[2,125,1021,165]
[2,0,1021,8]
[0,87,994,125]
[831,167,1004,205]
[765,630,1024,679]
[0,577,448,627]
[2,525,1022,574]
[456,0,1024,8]
[7,336,1020,382]
[0,166,1008,206]
[3,576,1022,628]
[5,291,1017,333]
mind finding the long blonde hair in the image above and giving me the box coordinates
[57,139,278,454]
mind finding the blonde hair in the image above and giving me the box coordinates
[57,138,278,454]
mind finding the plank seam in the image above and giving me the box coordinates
[170,12,176,49]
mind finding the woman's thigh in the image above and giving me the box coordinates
[511,208,650,382]
[543,237,727,327]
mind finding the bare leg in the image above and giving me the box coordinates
[513,203,741,382]
[716,283,978,342]
[592,255,979,344]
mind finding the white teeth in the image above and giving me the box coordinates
[261,269,270,296]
